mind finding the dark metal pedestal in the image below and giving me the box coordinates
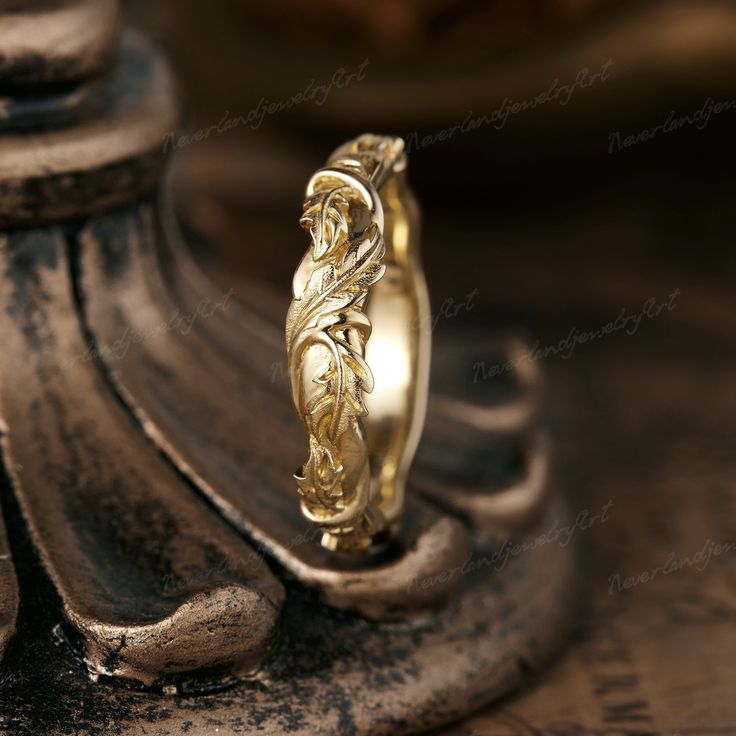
[0,3,577,733]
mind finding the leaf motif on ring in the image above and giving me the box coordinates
[287,182,386,537]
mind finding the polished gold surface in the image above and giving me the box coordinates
[286,134,430,552]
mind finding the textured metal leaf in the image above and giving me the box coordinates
[287,178,387,541]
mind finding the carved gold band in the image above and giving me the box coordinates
[286,134,431,553]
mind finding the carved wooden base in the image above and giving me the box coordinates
[0,478,575,734]
[0,4,577,733]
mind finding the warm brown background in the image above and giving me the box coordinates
[126,0,736,732]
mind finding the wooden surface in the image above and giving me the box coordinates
[0,506,17,664]
[440,260,736,732]
[0,228,285,688]
[0,33,176,227]
[427,188,735,733]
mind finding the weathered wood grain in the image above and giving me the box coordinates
[0,33,176,227]
[0,0,119,90]
[0,505,18,662]
[0,229,284,689]
[78,203,472,620]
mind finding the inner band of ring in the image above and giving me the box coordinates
[286,134,430,553]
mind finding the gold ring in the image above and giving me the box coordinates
[286,134,431,553]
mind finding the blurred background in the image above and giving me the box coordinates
[124,0,735,732]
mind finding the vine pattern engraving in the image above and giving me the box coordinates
[286,176,386,550]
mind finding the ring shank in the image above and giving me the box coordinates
[364,174,430,527]
[288,134,430,552]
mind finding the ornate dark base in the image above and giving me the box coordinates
[0,494,575,736]
[0,3,578,734]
